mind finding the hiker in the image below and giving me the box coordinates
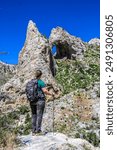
[26,70,54,134]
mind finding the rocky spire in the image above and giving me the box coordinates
[18,20,56,84]
[26,20,41,42]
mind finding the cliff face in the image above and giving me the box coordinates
[18,21,56,82]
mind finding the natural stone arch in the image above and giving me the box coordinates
[52,43,72,59]
[49,27,86,60]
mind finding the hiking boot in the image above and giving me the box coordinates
[35,130,47,136]
[32,132,36,136]
[35,132,44,136]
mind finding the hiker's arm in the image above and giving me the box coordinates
[42,87,53,96]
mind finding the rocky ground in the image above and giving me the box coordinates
[17,133,99,150]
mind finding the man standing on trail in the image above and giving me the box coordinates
[29,70,54,135]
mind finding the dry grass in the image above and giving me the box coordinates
[0,132,17,150]
[74,93,93,122]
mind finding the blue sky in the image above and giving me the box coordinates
[0,0,100,64]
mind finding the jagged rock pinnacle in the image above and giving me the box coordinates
[26,20,41,42]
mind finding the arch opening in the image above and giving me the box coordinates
[52,43,72,59]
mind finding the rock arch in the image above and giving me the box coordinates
[49,27,86,60]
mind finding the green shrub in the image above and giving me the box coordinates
[83,132,100,147]
[75,132,80,138]
[55,46,100,95]
[0,105,31,147]
[18,105,30,114]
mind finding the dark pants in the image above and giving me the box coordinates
[30,100,45,133]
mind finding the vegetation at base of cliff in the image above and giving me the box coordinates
[0,105,31,148]
[55,46,100,95]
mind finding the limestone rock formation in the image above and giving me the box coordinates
[18,20,56,83]
[0,61,16,86]
[0,20,100,149]
[49,27,86,59]
[88,38,100,46]
[0,61,16,73]
[18,133,99,150]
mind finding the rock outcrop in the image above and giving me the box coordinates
[49,27,86,59]
[0,61,16,86]
[18,133,99,150]
[18,21,56,81]
[88,38,100,46]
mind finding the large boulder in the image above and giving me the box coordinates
[18,133,99,150]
